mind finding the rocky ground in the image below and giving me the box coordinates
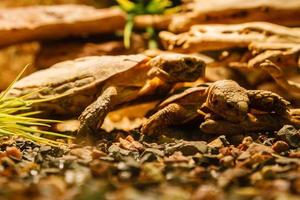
[0,1,300,200]
[1,125,300,200]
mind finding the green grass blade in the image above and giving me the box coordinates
[0,64,30,101]
[0,65,73,146]
[116,0,135,12]
[124,14,134,49]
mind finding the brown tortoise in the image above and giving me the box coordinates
[142,80,293,135]
[8,54,206,136]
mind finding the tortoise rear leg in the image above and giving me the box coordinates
[77,86,118,137]
[141,103,197,135]
[247,89,290,115]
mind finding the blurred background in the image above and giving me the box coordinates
[0,0,109,7]
[0,0,182,7]
[1,0,299,108]
[0,0,113,90]
[0,0,182,90]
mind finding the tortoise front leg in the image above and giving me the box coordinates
[141,103,197,135]
[247,89,290,115]
[200,113,284,135]
[77,86,118,137]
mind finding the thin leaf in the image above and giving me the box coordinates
[164,6,181,15]
[146,27,158,49]
[146,0,172,14]
[0,65,73,146]
[116,0,179,49]
[124,14,134,48]
[116,0,135,12]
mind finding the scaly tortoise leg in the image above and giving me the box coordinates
[77,86,118,137]
[259,60,300,93]
[247,89,290,115]
[141,103,197,135]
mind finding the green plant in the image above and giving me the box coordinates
[0,65,73,146]
[117,0,180,49]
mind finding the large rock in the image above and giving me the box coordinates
[170,0,300,33]
[0,5,125,47]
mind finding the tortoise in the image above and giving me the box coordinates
[8,54,206,136]
[141,80,291,135]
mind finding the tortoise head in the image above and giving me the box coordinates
[206,80,250,123]
[147,54,206,82]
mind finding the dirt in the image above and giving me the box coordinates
[0,125,300,200]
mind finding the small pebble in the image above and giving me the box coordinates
[91,149,106,159]
[6,146,22,160]
[272,141,289,153]
[242,136,253,146]
[289,151,300,158]
[220,155,234,167]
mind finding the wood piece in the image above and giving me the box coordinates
[220,42,300,70]
[259,61,300,94]
[170,0,300,33]
[248,43,300,68]
[134,14,172,30]
[161,23,300,94]
[160,22,300,53]
[0,5,126,47]
[258,76,300,107]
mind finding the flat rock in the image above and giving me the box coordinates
[0,5,126,47]
[170,0,300,33]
